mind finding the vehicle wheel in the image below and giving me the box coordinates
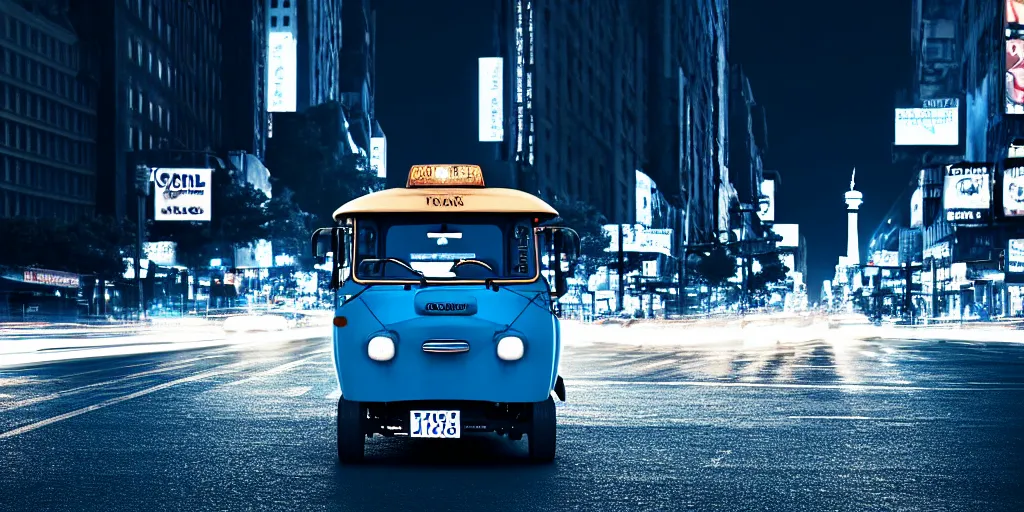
[336,397,365,464]
[528,396,556,463]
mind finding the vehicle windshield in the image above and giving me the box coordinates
[353,214,537,282]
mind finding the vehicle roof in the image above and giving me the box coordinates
[333,187,560,222]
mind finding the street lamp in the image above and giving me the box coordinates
[134,165,150,320]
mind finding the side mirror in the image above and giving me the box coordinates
[311,226,352,289]
[538,226,581,299]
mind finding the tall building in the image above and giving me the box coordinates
[339,0,377,155]
[726,65,767,215]
[643,0,725,245]
[492,0,645,224]
[70,0,224,221]
[221,0,267,160]
[267,0,342,114]
[0,0,97,221]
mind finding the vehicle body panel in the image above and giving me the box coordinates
[333,281,561,403]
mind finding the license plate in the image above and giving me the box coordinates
[409,410,461,439]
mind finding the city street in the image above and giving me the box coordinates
[1,329,1022,511]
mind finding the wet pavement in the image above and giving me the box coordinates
[0,334,1022,511]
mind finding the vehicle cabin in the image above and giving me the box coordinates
[311,164,580,465]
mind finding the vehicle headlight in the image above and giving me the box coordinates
[496,336,525,361]
[367,336,395,361]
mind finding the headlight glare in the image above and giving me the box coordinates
[367,336,395,361]
[496,336,525,361]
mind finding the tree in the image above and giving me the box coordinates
[747,251,790,293]
[148,168,271,269]
[265,101,380,227]
[265,187,319,267]
[695,246,737,289]
[546,198,612,277]
[0,215,132,279]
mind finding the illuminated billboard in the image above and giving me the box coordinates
[635,171,653,227]
[603,224,673,256]
[757,179,775,222]
[893,105,958,145]
[1004,162,1024,216]
[478,57,503,142]
[268,32,297,113]
[151,168,212,222]
[370,136,387,179]
[1009,239,1024,273]
[773,223,799,248]
[943,163,991,223]
[1007,1,1024,114]
[910,186,923,227]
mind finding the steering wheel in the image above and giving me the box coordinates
[450,259,495,272]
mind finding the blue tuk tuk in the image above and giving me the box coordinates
[311,164,580,463]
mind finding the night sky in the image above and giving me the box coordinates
[375,0,913,302]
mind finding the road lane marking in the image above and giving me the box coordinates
[325,389,341,400]
[637,358,677,372]
[56,362,155,379]
[221,351,330,387]
[566,379,1024,392]
[282,386,312,397]
[0,362,202,412]
[0,366,241,440]
[787,415,913,421]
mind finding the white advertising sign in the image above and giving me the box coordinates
[235,240,273,268]
[943,164,991,222]
[268,32,297,113]
[758,179,775,222]
[603,224,673,256]
[370,136,387,179]
[1009,239,1024,274]
[1004,166,1024,217]
[782,253,795,273]
[872,250,899,267]
[910,187,923,227]
[773,223,799,248]
[152,168,212,222]
[143,241,177,267]
[478,57,504,142]
[894,107,958,146]
[635,171,653,227]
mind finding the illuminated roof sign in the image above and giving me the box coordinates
[406,165,486,188]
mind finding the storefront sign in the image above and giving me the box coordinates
[603,224,674,256]
[23,269,79,288]
[1009,239,1024,274]
[943,163,992,223]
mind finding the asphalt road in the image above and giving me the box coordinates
[0,333,1022,511]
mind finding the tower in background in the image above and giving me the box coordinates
[845,168,864,266]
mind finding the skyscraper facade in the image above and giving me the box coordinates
[0,0,97,221]
[70,0,224,220]
[222,0,268,160]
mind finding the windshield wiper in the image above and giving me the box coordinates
[450,259,500,291]
[362,257,428,287]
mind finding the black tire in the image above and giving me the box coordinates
[528,396,556,463]
[337,397,365,464]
